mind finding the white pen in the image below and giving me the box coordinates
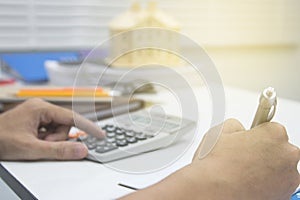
[251,87,277,128]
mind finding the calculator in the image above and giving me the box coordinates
[70,110,195,163]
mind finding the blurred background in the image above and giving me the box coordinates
[0,0,299,100]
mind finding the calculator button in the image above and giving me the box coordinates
[126,137,137,144]
[106,142,116,146]
[101,125,107,130]
[87,136,97,144]
[86,143,97,150]
[136,133,147,140]
[116,135,125,140]
[116,139,128,147]
[95,145,118,153]
[106,137,116,143]
[115,127,122,131]
[125,130,135,137]
[106,132,116,138]
[146,134,154,138]
[106,126,116,132]
[96,140,106,146]
[115,129,125,135]
[102,124,113,129]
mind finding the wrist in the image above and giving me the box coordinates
[173,160,237,200]
[119,166,199,200]
[154,158,241,200]
[120,158,237,200]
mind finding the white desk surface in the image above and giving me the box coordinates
[1,86,300,200]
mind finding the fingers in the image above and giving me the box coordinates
[37,100,105,138]
[34,140,88,160]
[289,144,300,166]
[72,112,106,138]
[44,126,70,141]
[251,122,289,141]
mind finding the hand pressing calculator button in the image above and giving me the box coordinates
[70,110,195,162]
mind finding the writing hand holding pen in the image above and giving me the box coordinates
[197,87,278,160]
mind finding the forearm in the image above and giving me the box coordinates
[118,167,197,200]
[119,167,199,200]
[119,161,235,200]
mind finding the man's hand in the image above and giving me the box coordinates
[189,119,300,200]
[0,98,105,160]
[121,119,300,200]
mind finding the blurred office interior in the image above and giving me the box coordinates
[0,0,299,100]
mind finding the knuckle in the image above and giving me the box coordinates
[264,122,288,140]
[225,118,239,124]
[224,118,244,129]
[269,122,287,134]
[225,118,242,126]
[15,98,45,117]
[23,98,48,111]
[289,144,300,160]
[26,98,44,105]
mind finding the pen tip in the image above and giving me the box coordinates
[265,87,275,98]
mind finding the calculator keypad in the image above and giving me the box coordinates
[70,111,195,162]
[78,124,153,154]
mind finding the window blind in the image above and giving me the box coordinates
[0,0,129,51]
[0,0,299,51]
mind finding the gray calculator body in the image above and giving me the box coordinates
[71,110,195,162]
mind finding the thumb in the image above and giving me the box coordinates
[34,140,88,160]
